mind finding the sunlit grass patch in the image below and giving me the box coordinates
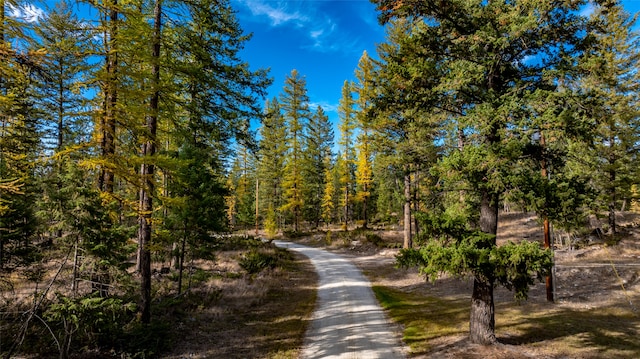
[373,286,468,354]
[375,283,640,358]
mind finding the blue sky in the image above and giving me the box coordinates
[231,0,640,132]
[231,0,386,121]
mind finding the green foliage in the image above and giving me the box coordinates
[491,241,553,300]
[119,321,172,358]
[398,217,553,301]
[258,98,287,232]
[264,206,279,239]
[364,232,384,247]
[302,106,334,227]
[337,81,357,227]
[215,235,261,251]
[239,249,279,274]
[239,246,292,275]
[280,70,310,232]
[44,294,137,352]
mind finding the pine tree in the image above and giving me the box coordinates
[280,69,310,232]
[302,105,333,228]
[354,51,375,228]
[337,80,357,230]
[0,1,43,269]
[374,0,593,344]
[136,0,161,325]
[32,2,99,296]
[165,143,227,294]
[368,19,441,247]
[321,156,336,227]
[258,98,287,234]
[574,0,640,234]
[34,0,92,153]
[229,142,257,231]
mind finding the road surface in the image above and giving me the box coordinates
[274,241,406,359]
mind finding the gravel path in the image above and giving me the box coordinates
[274,241,406,359]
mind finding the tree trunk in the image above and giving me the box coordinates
[469,277,496,344]
[71,240,79,295]
[413,170,420,236]
[138,0,161,324]
[177,229,186,295]
[608,135,617,234]
[343,186,349,230]
[608,165,616,234]
[403,171,412,249]
[100,0,118,194]
[469,189,498,344]
[540,131,554,302]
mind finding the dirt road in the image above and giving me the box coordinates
[274,241,406,359]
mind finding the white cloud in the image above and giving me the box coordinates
[8,3,44,23]
[241,0,308,26]
[236,0,362,54]
[310,29,324,39]
[309,101,338,113]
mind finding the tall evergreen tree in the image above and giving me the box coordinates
[258,98,287,235]
[354,51,375,228]
[321,156,337,227]
[574,0,640,234]
[137,0,162,325]
[374,0,593,344]
[302,105,333,228]
[228,142,257,230]
[368,19,441,247]
[0,1,42,269]
[337,80,357,230]
[280,69,309,232]
[35,0,92,152]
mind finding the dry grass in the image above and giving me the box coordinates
[161,246,317,359]
[0,241,318,359]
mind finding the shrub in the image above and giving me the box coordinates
[365,233,384,247]
[239,249,278,274]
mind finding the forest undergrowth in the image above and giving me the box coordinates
[0,237,316,358]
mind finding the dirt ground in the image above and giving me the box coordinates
[325,212,640,358]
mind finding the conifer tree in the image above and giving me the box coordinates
[354,51,375,228]
[165,143,227,294]
[280,69,310,232]
[321,157,337,227]
[258,98,287,234]
[374,0,594,344]
[35,0,92,153]
[229,142,257,230]
[302,106,333,228]
[337,80,357,230]
[368,19,440,247]
[574,0,640,234]
[137,0,161,325]
[32,2,97,294]
[0,1,42,269]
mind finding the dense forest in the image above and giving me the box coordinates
[1,0,639,356]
